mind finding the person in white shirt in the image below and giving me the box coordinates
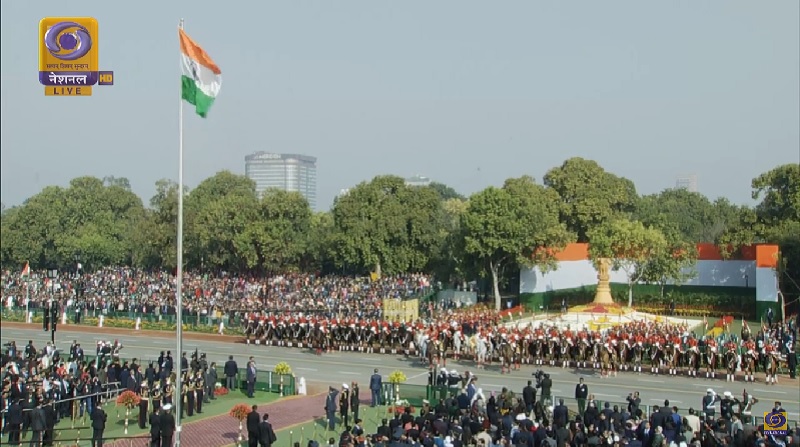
[684,408,701,437]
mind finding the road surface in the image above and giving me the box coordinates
[2,326,797,421]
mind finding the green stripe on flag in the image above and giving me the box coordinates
[181,75,216,118]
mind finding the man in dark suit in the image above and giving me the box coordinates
[552,398,569,428]
[42,400,57,446]
[575,378,588,417]
[138,385,150,429]
[145,362,157,389]
[91,402,108,447]
[247,405,261,447]
[537,374,553,403]
[246,358,257,398]
[119,368,130,391]
[149,407,162,447]
[9,379,26,401]
[6,398,23,446]
[159,404,176,447]
[258,413,277,447]
[522,380,536,413]
[225,356,238,391]
[369,369,382,407]
[30,403,46,447]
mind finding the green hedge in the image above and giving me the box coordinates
[0,309,245,336]
[520,284,756,317]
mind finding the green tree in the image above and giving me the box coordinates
[246,189,312,272]
[636,189,741,243]
[638,226,698,298]
[184,171,258,268]
[462,176,573,310]
[587,219,668,307]
[752,163,800,223]
[102,176,132,191]
[330,175,443,275]
[0,177,145,269]
[544,157,638,242]
[193,194,260,270]
[751,164,800,317]
[428,198,472,284]
[427,182,465,201]
[303,211,337,273]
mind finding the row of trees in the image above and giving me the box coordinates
[1,158,797,309]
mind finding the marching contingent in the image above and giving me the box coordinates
[240,310,798,383]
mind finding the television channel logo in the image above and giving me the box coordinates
[39,17,114,96]
[763,410,788,436]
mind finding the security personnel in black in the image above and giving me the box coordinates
[720,392,734,421]
[185,376,195,417]
[788,341,797,379]
[149,407,162,447]
[43,400,57,446]
[6,398,23,445]
[24,340,37,360]
[194,374,204,414]
[139,385,150,429]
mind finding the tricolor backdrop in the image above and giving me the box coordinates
[519,243,780,317]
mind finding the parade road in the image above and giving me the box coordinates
[3,325,797,421]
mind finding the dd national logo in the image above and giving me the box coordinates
[38,17,114,96]
[763,410,788,436]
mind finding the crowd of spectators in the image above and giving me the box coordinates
[1,337,124,445]
[320,375,798,447]
[1,268,432,322]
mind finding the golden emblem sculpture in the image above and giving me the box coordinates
[593,258,614,304]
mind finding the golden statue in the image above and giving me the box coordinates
[593,258,614,304]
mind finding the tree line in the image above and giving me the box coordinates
[1,158,797,309]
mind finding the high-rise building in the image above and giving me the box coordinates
[244,152,317,209]
[405,175,431,187]
[675,174,698,193]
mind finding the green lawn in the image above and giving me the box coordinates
[225,404,393,447]
[50,389,281,446]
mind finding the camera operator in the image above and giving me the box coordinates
[534,371,552,403]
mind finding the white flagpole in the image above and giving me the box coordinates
[175,17,185,447]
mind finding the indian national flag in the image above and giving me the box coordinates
[179,29,221,118]
[21,262,30,277]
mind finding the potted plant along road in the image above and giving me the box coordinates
[388,370,407,404]
[274,362,292,396]
[229,403,252,447]
[115,390,141,435]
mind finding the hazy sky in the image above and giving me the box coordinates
[2,1,798,211]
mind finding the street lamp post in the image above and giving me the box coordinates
[48,269,58,344]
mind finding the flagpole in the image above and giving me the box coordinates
[175,17,185,447]
[25,275,30,324]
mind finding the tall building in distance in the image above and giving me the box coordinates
[675,174,698,193]
[405,175,431,187]
[245,152,317,209]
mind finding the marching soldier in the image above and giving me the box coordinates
[151,384,162,413]
[194,373,204,414]
[162,376,173,406]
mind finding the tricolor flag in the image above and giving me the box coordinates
[21,262,30,277]
[179,29,222,118]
